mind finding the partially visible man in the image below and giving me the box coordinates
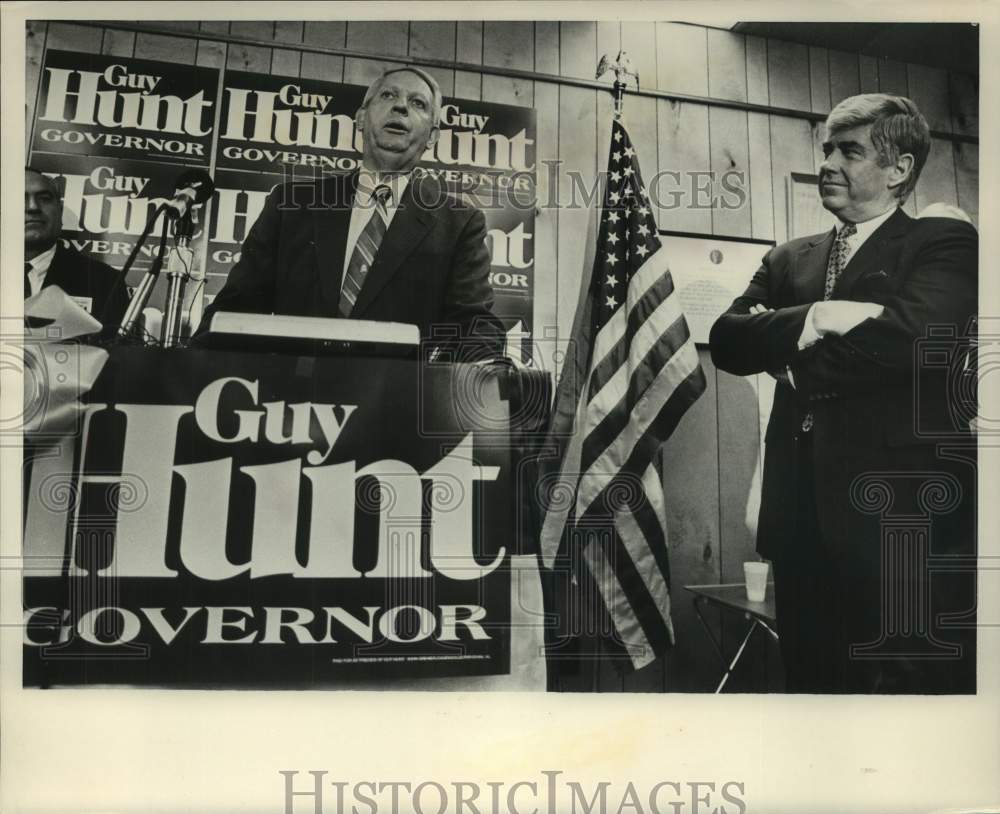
[24,167,130,326]
[710,95,977,693]
[198,66,504,360]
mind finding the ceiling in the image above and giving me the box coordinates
[733,23,978,76]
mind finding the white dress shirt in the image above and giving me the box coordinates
[25,243,57,297]
[797,205,898,350]
[342,168,410,277]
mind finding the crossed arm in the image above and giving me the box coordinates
[749,300,883,340]
[709,220,977,399]
[747,300,884,385]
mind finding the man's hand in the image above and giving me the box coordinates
[811,300,884,337]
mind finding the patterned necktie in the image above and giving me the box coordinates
[803,222,860,433]
[340,184,392,317]
[24,261,33,298]
[823,222,857,300]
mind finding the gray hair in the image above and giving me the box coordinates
[825,93,930,202]
[360,66,443,127]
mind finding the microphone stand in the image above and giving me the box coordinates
[161,212,196,348]
[116,208,170,342]
[109,170,214,343]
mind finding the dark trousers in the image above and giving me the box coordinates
[771,433,976,694]
[770,432,855,693]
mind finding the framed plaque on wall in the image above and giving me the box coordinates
[657,231,776,345]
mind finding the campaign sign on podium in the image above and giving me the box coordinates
[23,348,514,687]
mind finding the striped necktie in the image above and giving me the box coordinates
[823,222,857,300]
[340,184,392,317]
[25,261,33,298]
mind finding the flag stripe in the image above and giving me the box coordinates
[639,461,672,588]
[606,527,673,658]
[582,365,628,445]
[627,314,691,410]
[628,286,683,377]
[581,295,685,464]
[588,246,672,378]
[626,244,673,308]
[620,361,707,479]
[582,534,659,670]
[615,505,673,636]
[575,467,679,668]
[588,271,677,402]
[631,472,670,623]
[590,307,625,372]
[578,315,691,482]
[575,335,701,519]
[539,379,593,567]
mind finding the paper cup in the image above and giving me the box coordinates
[743,562,769,603]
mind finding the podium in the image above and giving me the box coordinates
[22,347,551,689]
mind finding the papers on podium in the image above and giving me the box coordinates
[24,285,103,337]
[202,311,420,358]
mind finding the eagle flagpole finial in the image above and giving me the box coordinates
[596,50,638,120]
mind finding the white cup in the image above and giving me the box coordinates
[743,562,769,603]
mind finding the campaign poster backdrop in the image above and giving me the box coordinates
[203,168,277,298]
[28,152,210,279]
[28,50,538,353]
[215,70,367,175]
[23,349,514,687]
[32,50,218,165]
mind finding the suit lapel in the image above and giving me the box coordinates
[833,208,911,298]
[351,173,436,317]
[793,229,835,304]
[313,171,357,310]
[41,242,72,292]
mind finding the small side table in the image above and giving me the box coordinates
[683,583,779,693]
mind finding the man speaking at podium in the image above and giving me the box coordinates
[199,67,505,361]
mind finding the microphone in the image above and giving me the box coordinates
[164,168,215,219]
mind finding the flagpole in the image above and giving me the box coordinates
[596,50,639,120]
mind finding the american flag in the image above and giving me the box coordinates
[539,117,706,670]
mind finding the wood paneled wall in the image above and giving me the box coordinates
[24,20,979,692]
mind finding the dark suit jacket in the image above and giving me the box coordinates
[198,170,505,360]
[42,242,130,328]
[709,209,977,571]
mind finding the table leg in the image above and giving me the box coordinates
[757,617,779,643]
[716,620,761,693]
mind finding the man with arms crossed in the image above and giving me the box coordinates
[710,94,977,693]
